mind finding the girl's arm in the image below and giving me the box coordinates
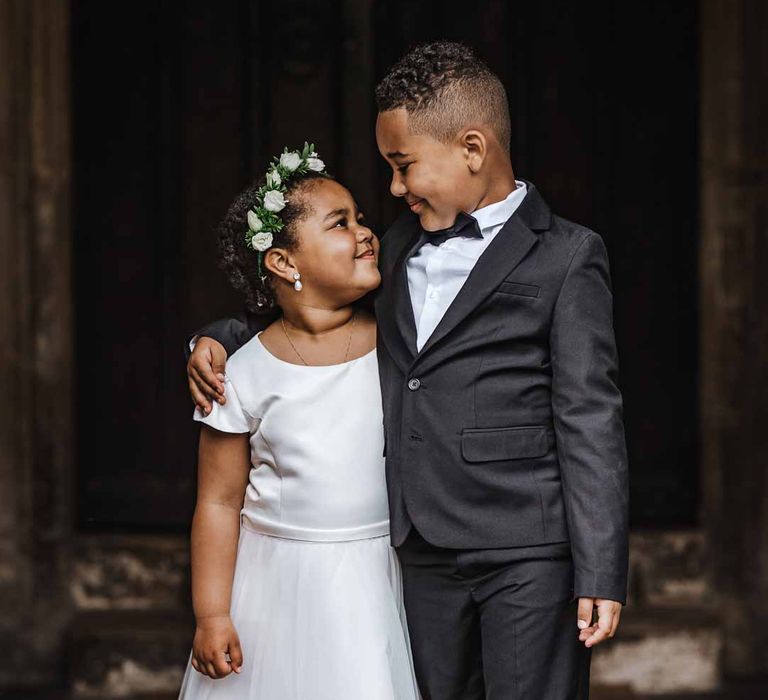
[190,424,250,678]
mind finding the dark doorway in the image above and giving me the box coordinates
[72,0,698,530]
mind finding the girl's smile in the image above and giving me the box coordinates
[355,248,376,261]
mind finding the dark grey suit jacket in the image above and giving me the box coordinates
[189,182,629,603]
[375,183,628,603]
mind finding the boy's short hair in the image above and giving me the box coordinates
[375,42,511,152]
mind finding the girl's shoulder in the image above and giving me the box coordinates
[225,331,272,383]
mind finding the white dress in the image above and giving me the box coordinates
[178,332,420,700]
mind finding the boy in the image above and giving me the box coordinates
[188,42,628,699]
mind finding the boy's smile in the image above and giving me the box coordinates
[406,197,425,214]
[376,108,479,231]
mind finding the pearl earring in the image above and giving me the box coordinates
[293,272,303,292]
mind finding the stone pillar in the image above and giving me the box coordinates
[700,0,768,679]
[0,0,73,689]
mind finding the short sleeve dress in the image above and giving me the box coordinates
[178,332,420,700]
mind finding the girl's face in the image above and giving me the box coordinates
[273,179,380,307]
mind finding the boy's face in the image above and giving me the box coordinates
[376,108,476,231]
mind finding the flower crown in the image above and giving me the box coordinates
[245,142,326,278]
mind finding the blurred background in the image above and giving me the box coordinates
[1,0,766,697]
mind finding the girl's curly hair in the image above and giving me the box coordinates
[217,170,333,314]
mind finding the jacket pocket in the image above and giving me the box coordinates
[461,426,550,462]
[496,281,540,297]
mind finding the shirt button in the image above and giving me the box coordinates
[408,378,421,391]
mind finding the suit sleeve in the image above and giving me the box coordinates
[183,312,267,361]
[550,232,629,604]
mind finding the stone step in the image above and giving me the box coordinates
[63,605,722,698]
[65,611,193,699]
[591,606,722,695]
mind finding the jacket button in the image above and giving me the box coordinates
[408,378,421,391]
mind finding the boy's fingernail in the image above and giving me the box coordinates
[577,620,588,629]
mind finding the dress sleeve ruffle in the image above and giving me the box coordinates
[193,377,254,434]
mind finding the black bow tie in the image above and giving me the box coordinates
[423,212,483,247]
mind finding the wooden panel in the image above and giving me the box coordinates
[600,1,700,526]
[72,0,699,530]
[72,0,247,528]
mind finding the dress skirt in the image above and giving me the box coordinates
[178,524,421,700]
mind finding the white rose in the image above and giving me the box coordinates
[247,210,263,232]
[306,157,325,172]
[251,230,273,252]
[266,168,281,187]
[279,151,301,172]
[263,190,286,212]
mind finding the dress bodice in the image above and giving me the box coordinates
[194,332,389,542]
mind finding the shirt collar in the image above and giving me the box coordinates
[470,180,528,235]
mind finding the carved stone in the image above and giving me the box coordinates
[700,0,768,678]
[0,0,73,689]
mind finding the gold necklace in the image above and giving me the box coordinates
[281,312,358,366]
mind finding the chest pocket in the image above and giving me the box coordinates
[496,281,540,298]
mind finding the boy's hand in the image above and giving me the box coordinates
[188,338,228,414]
[577,597,622,648]
[191,614,243,678]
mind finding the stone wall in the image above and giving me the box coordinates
[0,0,74,689]
[700,0,768,679]
[62,531,720,697]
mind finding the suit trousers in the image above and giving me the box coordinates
[397,528,591,700]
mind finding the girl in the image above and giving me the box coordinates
[178,146,420,699]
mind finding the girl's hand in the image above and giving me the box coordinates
[191,615,243,678]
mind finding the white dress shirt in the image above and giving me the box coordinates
[407,181,528,351]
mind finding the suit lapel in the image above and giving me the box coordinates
[376,183,551,374]
[414,215,538,362]
[413,184,550,366]
[374,219,423,373]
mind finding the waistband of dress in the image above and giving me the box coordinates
[239,513,391,543]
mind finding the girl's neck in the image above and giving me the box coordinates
[281,303,356,337]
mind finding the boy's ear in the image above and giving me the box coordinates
[461,129,487,173]
[263,248,295,284]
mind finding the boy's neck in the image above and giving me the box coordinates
[471,162,518,213]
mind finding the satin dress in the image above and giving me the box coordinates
[178,333,420,700]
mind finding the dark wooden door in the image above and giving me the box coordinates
[73,0,698,530]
